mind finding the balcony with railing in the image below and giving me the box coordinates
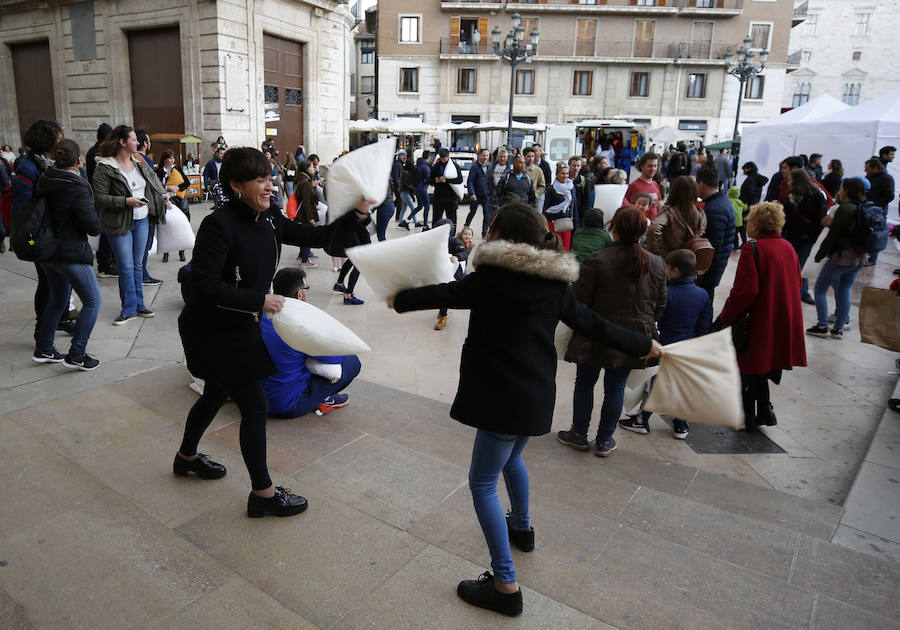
[440,0,743,15]
[440,37,733,61]
[793,0,808,25]
[786,49,801,72]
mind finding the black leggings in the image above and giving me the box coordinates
[179,379,272,490]
[338,259,360,294]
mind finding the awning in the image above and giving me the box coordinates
[149,134,203,143]
[704,140,739,150]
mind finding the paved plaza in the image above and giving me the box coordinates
[1,203,898,629]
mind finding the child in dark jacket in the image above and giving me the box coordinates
[570,208,612,264]
[619,249,711,439]
[389,203,661,617]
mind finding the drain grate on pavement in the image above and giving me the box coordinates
[658,416,786,455]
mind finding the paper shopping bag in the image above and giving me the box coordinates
[859,287,900,353]
[644,329,742,430]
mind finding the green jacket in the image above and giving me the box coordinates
[92,155,166,236]
[727,186,747,227]
[571,226,612,264]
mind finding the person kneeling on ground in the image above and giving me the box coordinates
[261,267,361,417]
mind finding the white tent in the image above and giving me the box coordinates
[647,125,702,146]
[387,118,438,134]
[796,87,900,220]
[738,94,850,195]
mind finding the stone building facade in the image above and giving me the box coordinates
[782,0,899,109]
[0,0,354,163]
[375,0,802,144]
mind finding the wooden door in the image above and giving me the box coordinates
[575,19,597,57]
[11,40,56,143]
[634,20,655,58]
[263,34,304,159]
[691,22,713,59]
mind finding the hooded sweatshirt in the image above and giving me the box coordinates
[727,186,747,228]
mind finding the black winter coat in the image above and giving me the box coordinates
[783,193,826,243]
[35,167,101,265]
[393,240,651,436]
[739,171,768,207]
[179,198,362,385]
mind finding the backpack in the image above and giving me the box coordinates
[669,207,715,273]
[853,200,889,254]
[11,189,59,262]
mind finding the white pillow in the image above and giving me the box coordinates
[326,138,396,221]
[444,159,465,200]
[593,184,628,230]
[270,298,371,355]
[622,366,660,413]
[644,329,742,429]
[346,223,456,301]
[156,206,195,253]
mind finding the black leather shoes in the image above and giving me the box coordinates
[173,453,227,479]
[506,515,535,552]
[247,486,308,518]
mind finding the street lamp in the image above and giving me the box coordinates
[723,36,768,172]
[492,13,539,149]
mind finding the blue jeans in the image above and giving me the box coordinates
[572,364,631,442]
[814,260,861,331]
[270,356,362,418]
[464,194,490,231]
[786,237,814,296]
[109,217,149,317]
[142,222,155,282]
[376,201,393,242]
[36,262,101,357]
[398,191,417,223]
[414,186,430,226]
[285,180,294,198]
[469,429,530,584]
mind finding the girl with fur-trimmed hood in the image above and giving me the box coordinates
[388,202,661,617]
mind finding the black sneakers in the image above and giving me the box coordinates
[247,486,308,518]
[619,414,650,435]
[806,324,829,338]
[556,429,589,451]
[32,348,65,363]
[672,419,690,439]
[457,571,523,617]
[506,514,534,552]
[63,353,100,371]
[594,437,617,457]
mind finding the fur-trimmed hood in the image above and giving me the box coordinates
[471,240,579,283]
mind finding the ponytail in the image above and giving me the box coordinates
[610,205,650,281]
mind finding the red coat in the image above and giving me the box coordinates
[717,232,807,375]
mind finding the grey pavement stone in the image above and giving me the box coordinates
[840,461,900,543]
[685,470,844,540]
[0,585,34,630]
[832,525,900,565]
[810,594,900,630]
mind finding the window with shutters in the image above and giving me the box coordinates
[634,20,655,58]
[744,75,764,100]
[399,67,418,93]
[399,16,420,43]
[575,20,597,57]
[630,72,649,97]
[573,71,592,96]
[457,68,476,94]
[792,82,810,107]
[515,69,534,95]
[748,23,771,50]
[450,16,489,53]
[686,73,707,99]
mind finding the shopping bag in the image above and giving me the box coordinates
[156,206,195,252]
[859,287,900,352]
[326,138,396,221]
[644,329,742,430]
[622,366,660,414]
[346,223,456,301]
[444,160,465,200]
[270,298,371,355]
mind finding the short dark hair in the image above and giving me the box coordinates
[841,177,866,202]
[742,161,758,173]
[583,208,605,228]
[299,159,312,175]
[866,157,884,170]
[23,120,63,155]
[160,150,176,163]
[523,147,535,157]
[96,123,112,143]
[879,145,896,157]
[810,153,822,163]
[666,249,696,277]
[438,148,450,158]
[695,165,719,189]
[638,152,659,168]
[219,147,271,200]
[135,129,150,150]
[784,156,803,170]
[422,150,431,160]
[52,139,80,168]
[531,143,542,149]
[308,154,319,162]
[272,267,307,298]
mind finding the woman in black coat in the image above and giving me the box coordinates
[389,203,659,616]
[175,147,368,518]
[782,168,827,303]
[739,161,769,207]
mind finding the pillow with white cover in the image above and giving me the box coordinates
[346,223,457,301]
[326,138,396,221]
[270,298,371,355]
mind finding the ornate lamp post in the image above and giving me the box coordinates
[724,36,768,170]
[491,13,539,149]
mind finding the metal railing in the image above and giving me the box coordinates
[441,0,743,8]
[440,37,733,60]
[786,50,801,65]
[793,0,808,18]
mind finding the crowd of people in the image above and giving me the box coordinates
[2,116,897,618]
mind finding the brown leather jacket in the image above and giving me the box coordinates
[646,204,707,259]
[564,242,667,369]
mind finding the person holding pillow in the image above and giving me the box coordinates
[261,267,361,416]
[174,146,371,519]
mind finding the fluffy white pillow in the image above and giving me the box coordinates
[270,298,371,355]
[156,206,195,253]
[593,184,628,230]
[644,329,742,429]
[444,159,465,200]
[326,138,396,221]
[346,223,456,301]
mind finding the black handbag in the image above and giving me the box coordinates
[729,239,759,353]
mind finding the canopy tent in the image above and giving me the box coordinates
[149,134,203,143]
[704,139,739,151]
[647,126,703,146]
[475,120,547,132]
[349,119,388,133]
[387,118,439,134]
[738,94,850,195]
[441,121,479,132]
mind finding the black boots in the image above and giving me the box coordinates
[173,453,226,479]
[506,515,534,552]
[247,486,308,518]
[457,572,523,617]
